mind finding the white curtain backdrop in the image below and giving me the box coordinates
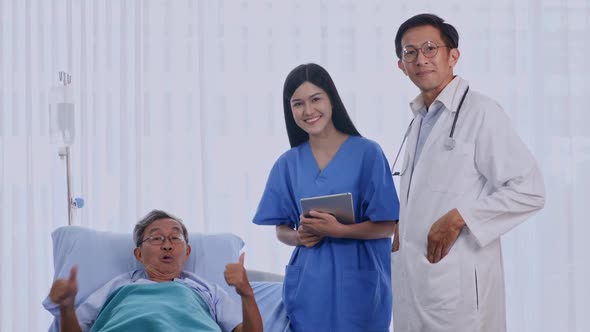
[1,0,588,331]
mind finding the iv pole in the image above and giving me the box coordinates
[55,71,75,226]
[58,145,73,225]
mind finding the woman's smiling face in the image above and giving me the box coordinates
[290,81,336,138]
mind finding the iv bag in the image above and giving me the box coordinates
[49,79,75,146]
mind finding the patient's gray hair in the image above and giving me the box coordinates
[133,209,189,247]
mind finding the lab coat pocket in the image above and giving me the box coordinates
[414,254,461,311]
[340,269,380,324]
[428,141,475,194]
[283,265,301,315]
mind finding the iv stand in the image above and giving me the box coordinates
[58,146,73,225]
[56,71,75,226]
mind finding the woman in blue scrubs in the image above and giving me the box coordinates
[253,63,400,332]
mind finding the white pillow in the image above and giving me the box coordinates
[42,226,244,317]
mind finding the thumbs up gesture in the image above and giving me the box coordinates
[224,253,253,297]
[49,265,79,309]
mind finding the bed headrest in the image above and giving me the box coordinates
[42,225,244,316]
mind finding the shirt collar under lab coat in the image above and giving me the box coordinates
[409,75,469,116]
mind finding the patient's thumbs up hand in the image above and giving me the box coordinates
[68,264,78,281]
[49,265,79,308]
[224,253,253,297]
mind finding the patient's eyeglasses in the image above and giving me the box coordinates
[401,41,448,63]
[139,234,186,246]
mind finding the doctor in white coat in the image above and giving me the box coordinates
[390,14,545,332]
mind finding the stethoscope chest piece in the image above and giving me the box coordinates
[444,137,456,150]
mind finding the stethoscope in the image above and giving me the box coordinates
[391,86,470,176]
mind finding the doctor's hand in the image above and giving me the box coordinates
[297,225,324,247]
[300,210,344,238]
[427,208,465,264]
[49,265,79,309]
[224,253,254,298]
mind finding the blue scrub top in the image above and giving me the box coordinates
[253,136,400,332]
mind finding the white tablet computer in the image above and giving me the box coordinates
[300,192,355,224]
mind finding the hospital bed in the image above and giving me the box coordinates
[42,226,291,332]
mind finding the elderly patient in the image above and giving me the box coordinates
[49,210,263,332]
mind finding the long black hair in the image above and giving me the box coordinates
[282,63,361,148]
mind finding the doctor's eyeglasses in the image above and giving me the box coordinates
[402,41,448,63]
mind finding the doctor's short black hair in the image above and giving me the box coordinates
[394,13,459,59]
[282,63,361,148]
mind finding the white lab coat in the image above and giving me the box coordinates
[392,77,545,332]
